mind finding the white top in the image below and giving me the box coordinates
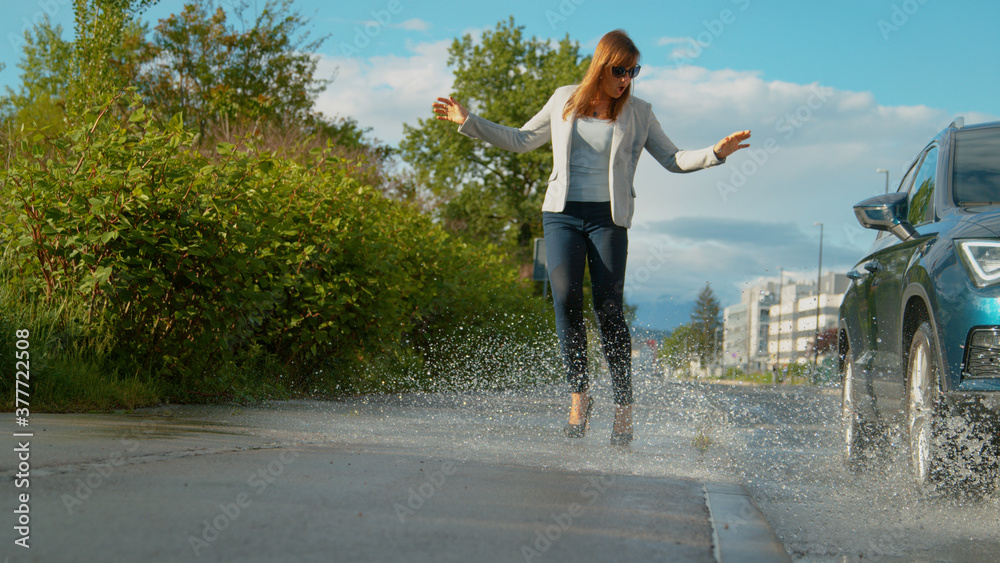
[567,117,613,202]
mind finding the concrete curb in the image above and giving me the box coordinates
[704,482,791,562]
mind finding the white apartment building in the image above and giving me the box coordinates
[767,272,849,365]
[723,273,849,370]
[722,281,778,371]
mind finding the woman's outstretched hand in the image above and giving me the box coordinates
[433,96,469,125]
[713,130,752,159]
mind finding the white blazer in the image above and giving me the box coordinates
[457,85,724,228]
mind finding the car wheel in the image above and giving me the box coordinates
[905,321,998,496]
[842,344,882,471]
[905,321,938,489]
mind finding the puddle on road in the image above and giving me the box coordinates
[129,377,735,484]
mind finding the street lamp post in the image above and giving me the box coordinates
[775,268,784,384]
[746,299,753,374]
[813,222,824,372]
[713,326,721,375]
[877,168,889,193]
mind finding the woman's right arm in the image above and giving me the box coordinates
[432,92,557,154]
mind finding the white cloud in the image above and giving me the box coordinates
[392,18,429,32]
[312,43,999,327]
[315,39,453,144]
[655,35,695,60]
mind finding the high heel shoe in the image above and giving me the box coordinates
[611,404,633,446]
[563,397,594,438]
[610,430,633,446]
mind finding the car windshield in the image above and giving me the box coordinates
[953,127,1000,204]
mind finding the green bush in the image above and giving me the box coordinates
[722,366,746,380]
[779,363,811,384]
[1,93,555,407]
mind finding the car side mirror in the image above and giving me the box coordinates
[853,192,918,241]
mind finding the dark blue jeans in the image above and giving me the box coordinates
[543,202,633,405]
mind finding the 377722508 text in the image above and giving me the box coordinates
[13,328,32,549]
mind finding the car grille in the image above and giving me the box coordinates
[966,346,1000,377]
[965,329,1000,378]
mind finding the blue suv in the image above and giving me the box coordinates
[838,118,1000,494]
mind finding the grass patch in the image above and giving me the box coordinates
[30,358,163,412]
[692,426,713,454]
[712,363,835,386]
[712,367,774,385]
[0,253,163,412]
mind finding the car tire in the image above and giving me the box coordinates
[906,320,999,496]
[905,321,940,490]
[842,344,882,471]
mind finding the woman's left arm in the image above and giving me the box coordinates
[644,111,750,172]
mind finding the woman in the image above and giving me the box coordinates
[433,30,749,446]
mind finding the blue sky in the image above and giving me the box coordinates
[3,0,999,329]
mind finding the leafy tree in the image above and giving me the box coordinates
[690,283,722,365]
[140,0,402,192]
[659,324,697,375]
[1,17,72,129]
[70,0,158,111]
[144,0,329,141]
[3,0,402,201]
[2,7,152,132]
[5,1,332,140]
[399,17,588,262]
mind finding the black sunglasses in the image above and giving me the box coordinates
[610,65,641,79]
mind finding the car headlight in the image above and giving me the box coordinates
[957,240,1000,287]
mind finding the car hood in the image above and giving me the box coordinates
[943,206,1000,239]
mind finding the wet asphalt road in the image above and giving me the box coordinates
[2,377,999,561]
[2,378,781,563]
